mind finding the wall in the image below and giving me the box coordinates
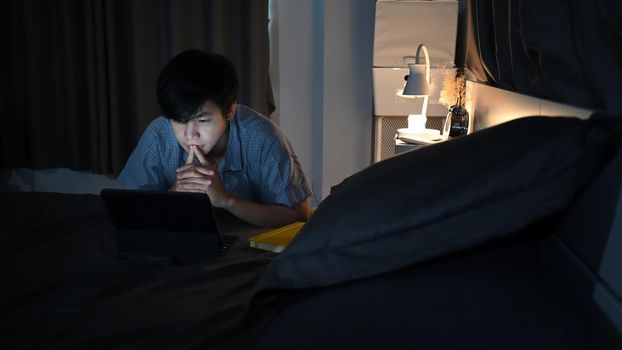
[269,0,375,204]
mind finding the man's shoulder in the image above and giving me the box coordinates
[142,116,174,140]
[236,105,270,122]
[235,105,280,136]
[146,116,171,131]
[134,116,178,155]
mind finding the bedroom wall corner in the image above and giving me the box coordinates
[269,0,375,203]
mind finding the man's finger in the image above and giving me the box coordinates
[177,168,209,180]
[193,146,209,166]
[176,164,195,173]
[195,167,214,176]
[179,178,212,187]
[185,146,195,164]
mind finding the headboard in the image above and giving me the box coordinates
[465,0,622,115]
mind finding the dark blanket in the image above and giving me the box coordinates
[247,114,622,349]
[251,115,622,295]
[0,192,274,349]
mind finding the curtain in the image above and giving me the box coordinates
[465,0,622,114]
[0,0,273,175]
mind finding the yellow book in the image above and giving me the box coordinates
[249,222,305,253]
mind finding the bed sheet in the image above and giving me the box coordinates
[0,192,274,349]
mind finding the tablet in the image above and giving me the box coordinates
[100,188,235,259]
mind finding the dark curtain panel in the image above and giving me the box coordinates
[0,0,273,175]
[465,0,622,114]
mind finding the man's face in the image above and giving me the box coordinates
[170,101,233,156]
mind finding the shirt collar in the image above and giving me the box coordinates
[220,108,242,173]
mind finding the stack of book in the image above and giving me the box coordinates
[249,221,305,253]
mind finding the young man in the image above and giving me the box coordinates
[118,50,312,228]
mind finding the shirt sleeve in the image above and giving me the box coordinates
[258,138,312,208]
[117,123,168,190]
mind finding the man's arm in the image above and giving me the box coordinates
[222,197,311,228]
[173,145,311,227]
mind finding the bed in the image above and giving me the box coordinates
[2,114,622,349]
[1,192,274,349]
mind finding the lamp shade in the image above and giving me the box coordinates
[403,63,430,96]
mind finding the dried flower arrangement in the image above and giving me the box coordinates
[440,68,470,138]
[439,68,467,108]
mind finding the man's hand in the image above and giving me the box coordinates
[171,146,308,228]
[170,145,233,208]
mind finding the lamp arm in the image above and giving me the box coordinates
[415,44,431,85]
[421,95,428,117]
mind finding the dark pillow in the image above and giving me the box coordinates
[253,114,622,295]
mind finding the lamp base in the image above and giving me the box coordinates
[396,127,442,145]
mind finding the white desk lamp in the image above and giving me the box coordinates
[396,44,441,143]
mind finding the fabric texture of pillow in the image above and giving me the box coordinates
[252,113,622,297]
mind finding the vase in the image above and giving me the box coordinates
[443,105,469,138]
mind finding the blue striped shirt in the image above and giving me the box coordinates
[118,105,312,208]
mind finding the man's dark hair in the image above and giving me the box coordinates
[157,49,239,122]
